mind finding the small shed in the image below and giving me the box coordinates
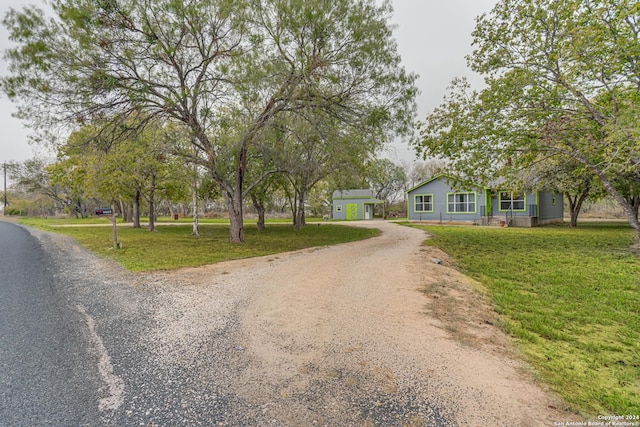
[332,189,384,220]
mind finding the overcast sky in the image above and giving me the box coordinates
[0,0,499,171]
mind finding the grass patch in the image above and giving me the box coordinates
[408,222,640,416]
[21,218,378,272]
[18,215,313,227]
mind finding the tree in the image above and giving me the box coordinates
[364,158,406,213]
[404,160,448,189]
[273,111,376,229]
[3,0,417,243]
[58,121,189,230]
[5,158,75,216]
[245,137,281,231]
[59,126,137,223]
[417,0,640,240]
[522,156,605,227]
[216,0,417,237]
[190,156,203,237]
[164,126,205,235]
[613,173,640,221]
[9,157,89,217]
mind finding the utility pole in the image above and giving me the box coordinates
[3,162,6,216]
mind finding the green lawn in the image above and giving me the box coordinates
[19,215,318,226]
[20,218,378,272]
[409,222,640,416]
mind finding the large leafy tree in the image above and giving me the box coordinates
[214,0,417,239]
[2,0,417,243]
[417,0,640,240]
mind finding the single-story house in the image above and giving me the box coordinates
[405,174,563,226]
[332,189,384,220]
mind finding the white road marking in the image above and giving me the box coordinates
[77,305,125,412]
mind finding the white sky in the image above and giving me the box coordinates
[0,0,499,172]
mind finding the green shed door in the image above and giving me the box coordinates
[346,203,358,220]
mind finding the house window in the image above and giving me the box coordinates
[414,194,433,212]
[499,192,525,211]
[335,204,343,212]
[447,192,476,213]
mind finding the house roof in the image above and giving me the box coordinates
[406,173,562,195]
[405,174,488,194]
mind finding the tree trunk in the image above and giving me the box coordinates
[224,142,249,244]
[148,175,156,232]
[125,201,135,224]
[294,189,306,230]
[192,175,199,237]
[111,204,119,249]
[133,190,141,228]
[287,190,298,226]
[250,193,266,231]
[570,153,640,243]
[626,195,640,221]
[225,190,244,243]
[80,201,89,219]
[590,168,640,242]
[565,187,590,227]
[73,199,82,219]
[119,200,128,223]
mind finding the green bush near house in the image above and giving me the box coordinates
[409,222,640,416]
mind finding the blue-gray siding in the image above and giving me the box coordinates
[332,189,383,220]
[332,197,370,220]
[407,179,487,222]
[538,191,564,222]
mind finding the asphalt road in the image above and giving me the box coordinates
[0,221,251,426]
[0,221,102,426]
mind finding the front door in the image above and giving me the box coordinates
[346,203,358,220]
[364,204,370,220]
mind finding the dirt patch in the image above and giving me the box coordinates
[414,245,509,355]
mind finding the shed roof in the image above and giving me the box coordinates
[332,189,384,203]
[332,189,375,199]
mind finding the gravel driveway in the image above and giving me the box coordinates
[28,220,573,426]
